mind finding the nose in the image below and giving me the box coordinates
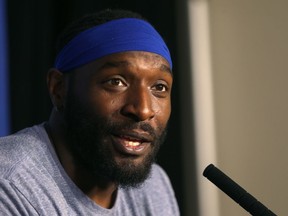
[121,86,155,122]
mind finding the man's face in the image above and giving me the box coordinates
[63,51,173,188]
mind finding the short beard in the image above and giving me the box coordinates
[63,91,167,188]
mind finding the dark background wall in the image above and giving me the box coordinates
[7,0,190,214]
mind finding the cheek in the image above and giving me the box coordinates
[154,100,171,125]
[89,91,123,117]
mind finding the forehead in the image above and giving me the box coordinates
[72,51,172,77]
[98,51,172,73]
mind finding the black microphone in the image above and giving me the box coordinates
[203,164,277,216]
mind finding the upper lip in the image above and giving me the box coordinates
[113,130,153,143]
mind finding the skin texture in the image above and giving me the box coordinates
[46,51,173,208]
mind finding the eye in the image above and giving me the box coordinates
[153,83,168,92]
[106,78,126,87]
[101,76,128,92]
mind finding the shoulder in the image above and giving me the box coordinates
[0,178,39,215]
[0,124,70,214]
[0,124,48,178]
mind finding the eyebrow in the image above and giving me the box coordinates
[99,60,172,74]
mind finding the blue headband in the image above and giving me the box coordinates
[54,18,172,72]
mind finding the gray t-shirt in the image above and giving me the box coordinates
[0,124,179,215]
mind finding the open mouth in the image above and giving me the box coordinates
[111,132,152,156]
[119,135,146,151]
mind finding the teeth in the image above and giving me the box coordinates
[126,141,141,147]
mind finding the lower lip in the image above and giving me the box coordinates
[111,136,150,156]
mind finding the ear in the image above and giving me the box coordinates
[47,68,67,110]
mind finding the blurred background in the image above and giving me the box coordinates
[1,0,288,215]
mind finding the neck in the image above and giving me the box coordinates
[45,109,117,208]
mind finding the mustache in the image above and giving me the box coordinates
[105,121,158,140]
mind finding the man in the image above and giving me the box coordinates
[0,9,179,215]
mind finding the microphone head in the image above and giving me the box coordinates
[203,164,277,216]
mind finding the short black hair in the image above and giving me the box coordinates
[56,9,146,55]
